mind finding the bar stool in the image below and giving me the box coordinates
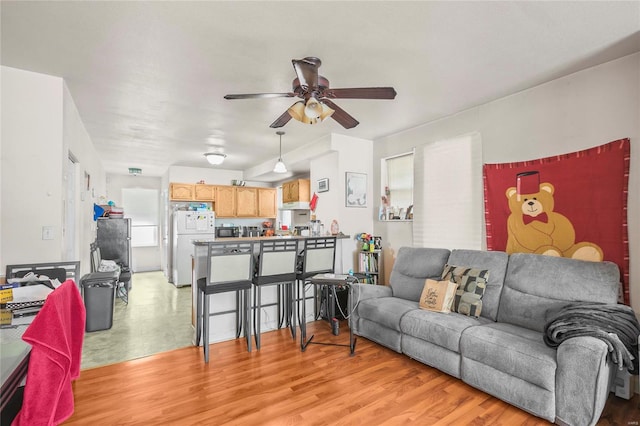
[252,239,299,349]
[295,237,337,328]
[195,241,254,363]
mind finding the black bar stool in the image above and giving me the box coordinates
[295,237,337,334]
[195,241,254,363]
[252,239,299,349]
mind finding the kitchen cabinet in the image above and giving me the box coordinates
[215,186,236,217]
[170,183,194,201]
[282,179,310,203]
[258,188,277,218]
[170,182,276,218]
[236,187,258,217]
[194,184,216,201]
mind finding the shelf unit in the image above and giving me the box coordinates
[357,250,382,285]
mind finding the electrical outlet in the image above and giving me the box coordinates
[42,226,54,240]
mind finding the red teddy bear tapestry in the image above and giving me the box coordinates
[483,138,630,304]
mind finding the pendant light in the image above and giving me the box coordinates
[273,131,287,173]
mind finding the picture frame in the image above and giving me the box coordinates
[345,172,367,207]
[318,178,329,193]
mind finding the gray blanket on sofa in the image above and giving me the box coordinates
[544,303,640,374]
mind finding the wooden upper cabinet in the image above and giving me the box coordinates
[194,184,216,201]
[282,179,310,203]
[170,183,194,201]
[215,186,236,217]
[236,187,258,217]
[258,188,277,218]
[170,182,275,218]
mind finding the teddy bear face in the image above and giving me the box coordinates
[506,183,555,218]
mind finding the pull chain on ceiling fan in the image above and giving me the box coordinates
[224,57,397,129]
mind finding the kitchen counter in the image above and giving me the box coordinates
[189,233,352,347]
[191,233,350,245]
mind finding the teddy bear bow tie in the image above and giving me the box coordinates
[523,212,548,225]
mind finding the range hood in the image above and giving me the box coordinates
[280,201,310,210]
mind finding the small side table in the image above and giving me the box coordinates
[300,274,358,356]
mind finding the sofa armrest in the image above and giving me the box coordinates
[351,282,393,302]
[349,283,393,335]
[555,336,616,426]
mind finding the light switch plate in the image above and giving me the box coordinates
[42,226,54,240]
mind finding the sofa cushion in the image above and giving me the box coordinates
[356,296,417,332]
[389,247,451,302]
[401,309,491,353]
[497,253,620,332]
[418,279,458,313]
[441,265,488,317]
[460,322,557,392]
[446,250,508,321]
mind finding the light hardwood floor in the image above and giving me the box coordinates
[67,321,639,425]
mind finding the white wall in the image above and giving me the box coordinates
[1,66,105,277]
[310,134,374,274]
[374,53,640,313]
[63,83,107,276]
[167,165,243,186]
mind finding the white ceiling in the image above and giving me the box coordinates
[2,1,639,180]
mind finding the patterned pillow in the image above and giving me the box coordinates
[419,279,458,313]
[441,265,489,318]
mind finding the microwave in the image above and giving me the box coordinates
[216,226,239,238]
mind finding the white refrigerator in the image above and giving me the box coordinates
[171,211,215,287]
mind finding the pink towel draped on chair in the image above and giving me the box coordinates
[12,279,86,426]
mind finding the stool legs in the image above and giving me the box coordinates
[203,291,211,363]
[244,287,252,352]
[235,291,242,339]
[195,288,202,347]
[253,286,262,349]
[287,282,296,339]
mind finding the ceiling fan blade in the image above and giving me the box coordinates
[269,110,293,128]
[323,87,397,99]
[321,99,359,129]
[224,92,294,100]
[292,57,319,90]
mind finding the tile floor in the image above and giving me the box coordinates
[81,271,193,370]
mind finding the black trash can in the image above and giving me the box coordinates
[81,272,118,332]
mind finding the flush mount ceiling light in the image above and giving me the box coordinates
[204,152,226,165]
[273,131,287,173]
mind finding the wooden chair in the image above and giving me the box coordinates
[195,241,254,363]
[252,239,299,349]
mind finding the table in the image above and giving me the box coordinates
[299,274,358,356]
[0,316,33,413]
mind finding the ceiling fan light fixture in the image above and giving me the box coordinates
[273,131,288,173]
[204,152,226,165]
[319,102,335,121]
[303,97,322,120]
[287,101,306,121]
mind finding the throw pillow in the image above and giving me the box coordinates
[441,265,489,318]
[419,279,458,313]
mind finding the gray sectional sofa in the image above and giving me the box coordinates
[351,247,621,426]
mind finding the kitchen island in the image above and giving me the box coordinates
[190,234,351,347]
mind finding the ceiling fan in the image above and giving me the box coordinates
[224,57,396,129]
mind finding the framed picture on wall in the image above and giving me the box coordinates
[346,172,367,207]
[318,178,329,193]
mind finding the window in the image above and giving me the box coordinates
[381,151,414,220]
[122,188,159,247]
[413,132,483,249]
